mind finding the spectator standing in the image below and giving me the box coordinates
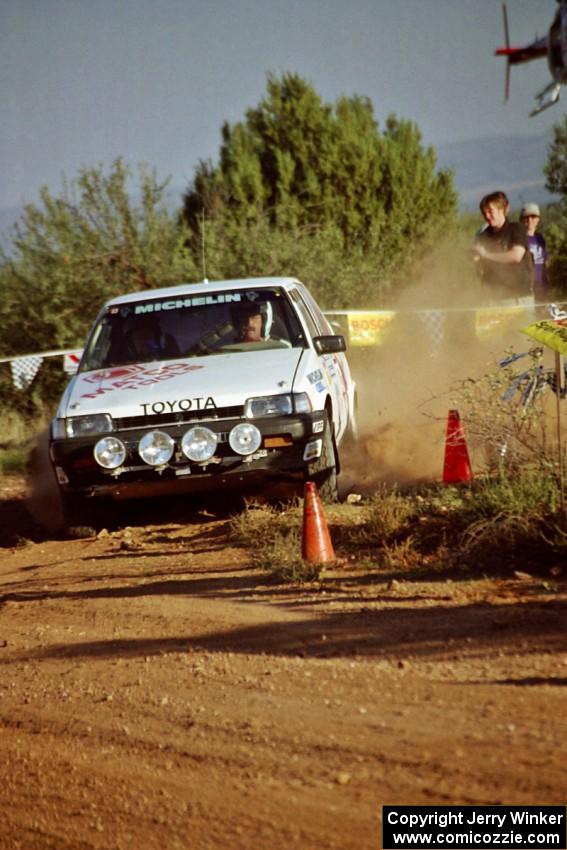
[473,191,533,305]
[520,202,549,315]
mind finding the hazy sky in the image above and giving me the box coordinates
[1,0,563,211]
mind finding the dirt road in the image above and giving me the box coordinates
[0,477,565,850]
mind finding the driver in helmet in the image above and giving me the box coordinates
[232,300,273,343]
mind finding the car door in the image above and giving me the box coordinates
[292,286,350,442]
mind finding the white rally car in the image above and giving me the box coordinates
[49,277,356,525]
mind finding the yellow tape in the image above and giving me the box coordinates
[324,306,566,349]
[346,311,396,346]
[475,306,533,340]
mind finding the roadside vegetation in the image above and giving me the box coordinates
[230,473,566,583]
[0,409,51,478]
[230,349,567,582]
[0,446,28,477]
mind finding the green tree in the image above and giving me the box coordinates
[183,72,457,301]
[544,116,567,197]
[543,116,567,298]
[0,159,198,356]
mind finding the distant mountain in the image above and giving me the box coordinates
[435,132,557,211]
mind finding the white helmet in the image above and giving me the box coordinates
[231,299,273,337]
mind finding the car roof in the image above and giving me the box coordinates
[104,277,303,307]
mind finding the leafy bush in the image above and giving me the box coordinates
[0,408,51,475]
[455,472,566,570]
[0,446,28,475]
[0,159,198,358]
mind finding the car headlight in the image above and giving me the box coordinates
[293,392,312,414]
[229,423,262,456]
[244,392,312,418]
[138,430,175,466]
[94,436,126,469]
[181,427,218,462]
[53,414,113,439]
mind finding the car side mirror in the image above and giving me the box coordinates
[313,334,347,355]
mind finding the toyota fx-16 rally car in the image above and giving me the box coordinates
[49,277,357,526]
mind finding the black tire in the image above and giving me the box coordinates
[61,492,101,535]
[306,420,338,502]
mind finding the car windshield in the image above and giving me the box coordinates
[79,287,306,372]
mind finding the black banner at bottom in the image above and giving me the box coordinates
[382,806,566,849]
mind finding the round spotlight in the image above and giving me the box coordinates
[181,426,218,462]
[228,422,262,456]
[138,430,175,466]
[94,436,126,469]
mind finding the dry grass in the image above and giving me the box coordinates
[229,500,317,581]
[0,410,52,475]
[230,474,566,581]
[0,446,28,475]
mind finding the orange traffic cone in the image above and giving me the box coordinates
[443,409,472,484]
[302,482,336,564]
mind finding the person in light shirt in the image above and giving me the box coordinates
[520,202,549,316]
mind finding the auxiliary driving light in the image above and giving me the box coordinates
[94,436,127,469]
[138,430,175,466]
[181,426,218,462]
[228,422,262,456]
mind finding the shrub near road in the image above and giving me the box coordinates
[230,476,566,582]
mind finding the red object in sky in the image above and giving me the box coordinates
[443,409,473,485]
[495,1,567,115]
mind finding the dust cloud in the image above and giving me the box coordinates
[342,239,538,492]
[26,427,66,533]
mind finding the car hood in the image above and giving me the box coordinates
[59,348,305,418]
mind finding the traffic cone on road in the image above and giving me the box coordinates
[302,482,336,564]
[443,409,472,484]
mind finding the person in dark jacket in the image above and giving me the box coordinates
[473,191,533,304]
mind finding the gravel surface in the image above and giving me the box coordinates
[0,477,566,850]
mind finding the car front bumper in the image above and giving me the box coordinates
[50,411,328,499]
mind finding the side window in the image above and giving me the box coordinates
[291,289,321,339]
[80,323,104,372]
[301,288,334,335]
[269,297,303,345]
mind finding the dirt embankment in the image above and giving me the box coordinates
[0,476,566,850]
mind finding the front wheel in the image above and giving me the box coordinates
[61,492,103,534]
[305,421,338,502]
